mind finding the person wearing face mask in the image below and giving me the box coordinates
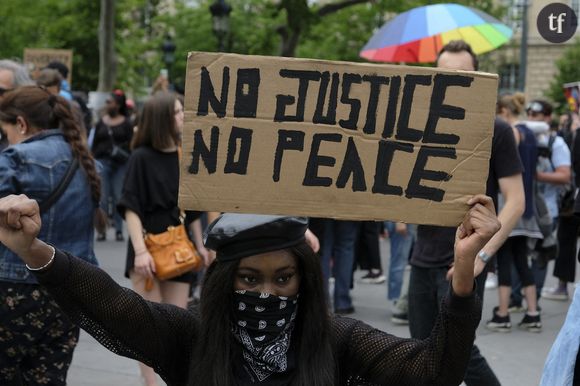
[116,91,209,386]
[0,190,499,386]
[91,89,133,242]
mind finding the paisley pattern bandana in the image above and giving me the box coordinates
[232,290,299,382]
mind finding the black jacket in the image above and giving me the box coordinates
[35,250,482,386]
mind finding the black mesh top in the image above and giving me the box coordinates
[34,249,482,386]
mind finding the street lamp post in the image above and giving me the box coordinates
[210,0,232,52]
[161,34,176,85]
[518,0,528,92]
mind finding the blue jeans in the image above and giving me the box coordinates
[384,222,415,300]
[408,265,500,386]
[98,158,127,233]
[321,220,358,310]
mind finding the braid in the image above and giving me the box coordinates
[52,97,107,233]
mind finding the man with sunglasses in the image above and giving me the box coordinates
[0,60,34,150]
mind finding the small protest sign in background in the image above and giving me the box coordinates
[23,48,73,85]
[179,52,498,226]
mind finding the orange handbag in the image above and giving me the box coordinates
[144,223,203,280]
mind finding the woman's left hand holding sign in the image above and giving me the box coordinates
[452,195,501,297]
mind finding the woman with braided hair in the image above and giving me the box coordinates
[0,85,105,385]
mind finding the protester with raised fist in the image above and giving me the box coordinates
[0,192,499,386]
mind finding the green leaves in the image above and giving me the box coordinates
[547,39,580,113]
[0,0,506,95]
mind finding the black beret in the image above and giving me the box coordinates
[204,214,309,262]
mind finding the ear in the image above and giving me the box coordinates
[15,116,29,134]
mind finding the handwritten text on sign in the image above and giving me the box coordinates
[179,53,497,225]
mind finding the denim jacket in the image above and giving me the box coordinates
[0,129,98,284]
[540,284,580,386]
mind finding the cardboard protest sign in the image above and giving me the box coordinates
[23,48,73,85]
[179,52,498,226]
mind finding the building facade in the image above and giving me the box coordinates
[484,0,579,104]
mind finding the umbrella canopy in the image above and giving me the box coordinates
[360,3,513,63]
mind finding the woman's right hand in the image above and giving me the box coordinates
[0,194,41,258]
[134,250,156,278]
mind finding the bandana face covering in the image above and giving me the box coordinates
[232,290,299,382]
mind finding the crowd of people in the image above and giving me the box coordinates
[0,38,578,386]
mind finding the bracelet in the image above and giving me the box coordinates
[477,250,492,264]
[26,245,56,271]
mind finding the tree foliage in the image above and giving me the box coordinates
[547,39,580,113]
[0,0,506,95]
[0,0,100,91]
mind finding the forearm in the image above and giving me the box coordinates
[451,256,475,297]
[429,289,481,385]
[537,170,571,185]
[125,210,147,254]
[479,197,523,257]
[33,248,192,382]
[348,288,481,385]
[18,238,55,270]
[191,218,204,248]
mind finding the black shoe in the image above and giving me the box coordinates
[115,231,124,241]
[518,313,542,332]
[358,271,387,284]
[508,301,525,313]
[391,312,409,325]
[97,233,106,241]
[335,306,355,315]
[486,310,511,332]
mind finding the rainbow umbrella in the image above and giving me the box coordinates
[360,3,513,63]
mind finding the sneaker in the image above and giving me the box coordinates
[358,272,386,284]
[115,231,124,242]
[508,301,525,313]
[485,272,498,289]
[542,287,569,301]
[97,233,106,241]
[391,312,409,325]
[486,310,512,332]
[518,313,542,332]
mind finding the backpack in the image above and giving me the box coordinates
[515,124,538,219]
[536,132,576,215]
[515,124,554,237]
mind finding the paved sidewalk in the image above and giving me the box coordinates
[67,230,575,385]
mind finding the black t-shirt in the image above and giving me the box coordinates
[117,147,201,275]
[91,117,133,160]
[117,146,182,233]
[411,117,523,268]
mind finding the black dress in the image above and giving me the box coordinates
[117,146,200,283]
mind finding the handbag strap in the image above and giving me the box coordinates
[38,158,79,213]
